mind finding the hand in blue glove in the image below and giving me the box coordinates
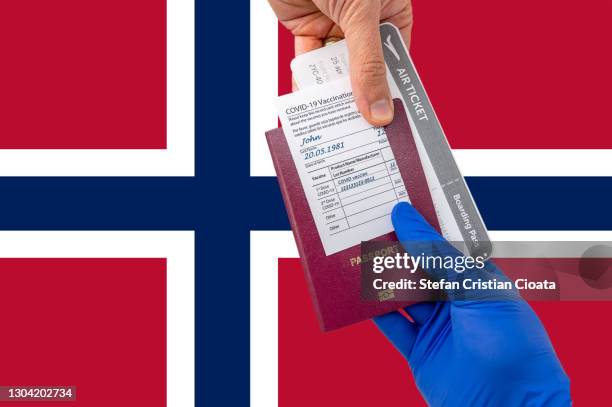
[374,202,571,406]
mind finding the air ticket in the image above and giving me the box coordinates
[290,23,492,258]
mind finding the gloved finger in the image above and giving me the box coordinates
[373,311,417,360]
[391,202,446,243]
[404,302,437,326]
[391,202,495,301]
[392,202,462,281]
[341,2,394,127]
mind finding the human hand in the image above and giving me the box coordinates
[374,202,571,406]
[268,0,413,127]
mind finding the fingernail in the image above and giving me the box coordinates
[370,99,393,124]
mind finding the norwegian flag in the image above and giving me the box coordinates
[0,0,611,406]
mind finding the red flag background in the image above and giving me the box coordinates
[0,258,166,406]
[0,1,166,149]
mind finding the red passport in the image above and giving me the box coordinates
[267,100,439,331]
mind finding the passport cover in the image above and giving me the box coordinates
[266,100,439,331]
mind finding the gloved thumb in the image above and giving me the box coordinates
[391,202,444,244]
[340,2,394,126]
[391,202,468,295]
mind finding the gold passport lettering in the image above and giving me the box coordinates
[349,244,401,267]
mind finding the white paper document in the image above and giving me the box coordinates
[275,77,410,255]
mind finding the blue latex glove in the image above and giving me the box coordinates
[374,202,571,406]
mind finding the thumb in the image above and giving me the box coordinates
[392,202,468,293]
[391,202,444,244]
[340,3,394,127]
